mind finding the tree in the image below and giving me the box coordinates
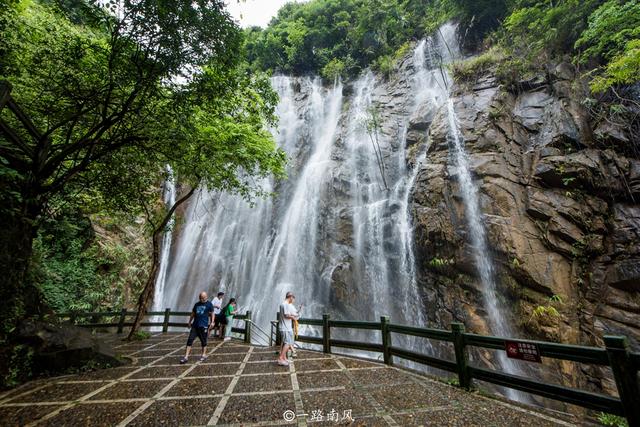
[241,0,462,79]
[452,0,509,48]
[0,0,286,340]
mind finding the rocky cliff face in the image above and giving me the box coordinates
[409,62,639,394]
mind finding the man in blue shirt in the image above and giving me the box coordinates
[180,291,214,364]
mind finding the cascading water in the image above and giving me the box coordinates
[150,166,176,329]
[423,24,527,401]
[155,23,524,400]
[158,70,431,339]
[161,77,344,336]
[446,99,526,401]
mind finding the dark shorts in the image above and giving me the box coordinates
[187,326,208,347]
[214,313,224,326]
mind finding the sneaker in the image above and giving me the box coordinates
[223,337,231,341]
[277,360,289,367]
[199,355,208,362]
[179,357,188,364]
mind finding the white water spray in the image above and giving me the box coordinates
[151,166,176,329]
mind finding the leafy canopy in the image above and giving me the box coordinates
[0,0,287,326]
[243,0,457,78]
[0,0,286,219]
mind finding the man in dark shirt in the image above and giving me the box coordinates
[180,291,214,364]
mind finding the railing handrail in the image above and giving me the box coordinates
[62,308,254,342]
[271,313,639,425]
[61,309,640,424]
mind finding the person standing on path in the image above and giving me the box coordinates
[277,291,301,366]
[222,298,237,341]
[211,291,225,338]
[180,291,214,364]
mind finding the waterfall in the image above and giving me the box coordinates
[446,98,527,401]
[161,77,343,335]
[159,67,432,340]
[151,166,176,329]
[425,24,527,401]
[261,78,343,312]
[158,25,521,397]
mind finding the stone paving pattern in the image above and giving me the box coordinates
[0,333,576,426]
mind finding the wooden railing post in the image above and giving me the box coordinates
[70,311,78,325]
[604,335,640,426]
[275,312,282,346]
[116,309,126,333]
[381,316,392,365]
[269,322,274,347]
[244,310,252,344]
[451,323,471,389]
[162,308,171,333]
[322,314,331,354]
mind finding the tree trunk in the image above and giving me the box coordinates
[0,190,43,340]
[127,186,196,340]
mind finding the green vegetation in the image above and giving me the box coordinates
[0,0,286,361]
[449,46,506,82]
[244,0,458,77]
[245,0,639,103]
[30,204,148,314]
[444,0,639,95]
[528,295,563,324]
[576,0,640,92]
[597,412,629,427]
[428,257,455,268]
[130,330,151,341]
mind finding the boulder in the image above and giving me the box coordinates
[408,101,437,131]
[513,91,554,131]
[605,259,640,292]
[15,320,123,374]
[405,129,426,147]
[526,188,607,233]
[551,62,575,81]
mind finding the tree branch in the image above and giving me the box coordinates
[127,183,197,340]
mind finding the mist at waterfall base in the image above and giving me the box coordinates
[155,23,533,402]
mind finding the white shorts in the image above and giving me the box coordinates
[280,331,294,345]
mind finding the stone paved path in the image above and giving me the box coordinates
[0,333,576,426]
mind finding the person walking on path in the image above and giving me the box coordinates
[222,298,237,341]
[277,291,301,367]
[180,291,214,364]
[211,291,225,338]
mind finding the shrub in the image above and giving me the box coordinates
[449,46,505,83]
[321,58,345,82]
[597,412,629,427]
[373,54,395,77]
[130,330,151,341]
[589,39,640,93]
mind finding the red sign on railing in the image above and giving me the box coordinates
[505,340,542,363]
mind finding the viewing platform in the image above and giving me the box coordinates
[0,332,577,426]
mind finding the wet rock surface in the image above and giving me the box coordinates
[0,333,574,426]
[409,62,640,398]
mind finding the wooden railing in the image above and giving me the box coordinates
[60,309,253,343]
[273,313,639,425]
